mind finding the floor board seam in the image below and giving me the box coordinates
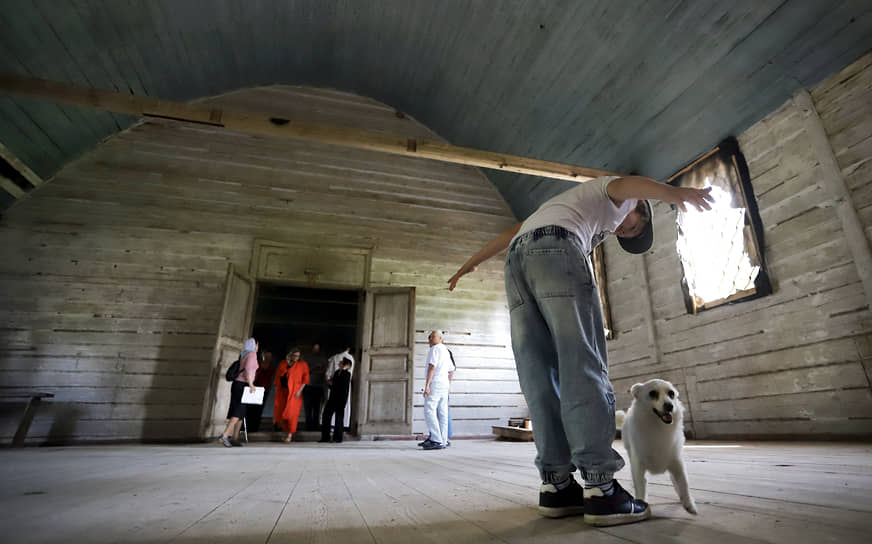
[264,467,306,544]
[338,467,379,544]
[166,469,272,543]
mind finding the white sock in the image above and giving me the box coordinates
[542,473,572,491]
[553,478,573,491]
[583,480,615,496]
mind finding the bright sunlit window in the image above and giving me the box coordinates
[668,138,772,313]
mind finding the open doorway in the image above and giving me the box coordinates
[250,282,361,437]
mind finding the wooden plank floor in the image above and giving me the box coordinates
[0,440,870,543]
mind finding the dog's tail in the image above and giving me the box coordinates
[615,410,626,431]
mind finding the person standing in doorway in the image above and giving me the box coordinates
[303,343,328,431]
[274,347,309,443]
[447,175,713,526]
[218,338,258,447]
[420,330,452,450]
[319,358,353,443]
[326,347,355,430]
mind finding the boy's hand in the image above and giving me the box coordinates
[667,186,715,213]
[448,264,476,291]
[446,222,522,291]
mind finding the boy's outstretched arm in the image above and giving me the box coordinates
[607,176,715,212]
[447,222,522,291]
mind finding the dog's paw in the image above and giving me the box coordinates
[683,499,698,515]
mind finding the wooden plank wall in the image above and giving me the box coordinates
[3,54,869,444]
[605,51,872,439]
[0,86,521,444]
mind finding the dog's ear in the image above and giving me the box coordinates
[630,383,644,399]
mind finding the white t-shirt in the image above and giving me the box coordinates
[514,176,636,255]
[425,343,452,386]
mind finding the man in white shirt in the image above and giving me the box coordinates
[421,330,451,450]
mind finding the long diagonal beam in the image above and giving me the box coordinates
[0,74,620,183]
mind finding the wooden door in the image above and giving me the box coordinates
[356,288,415,437]
[200,264,255,438]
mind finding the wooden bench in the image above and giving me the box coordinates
[0,391,54,447]
[492,417,533,441]
[492,425,534,441]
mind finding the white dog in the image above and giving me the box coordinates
[616,379,698,514]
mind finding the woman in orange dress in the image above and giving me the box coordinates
[274,347,309,443]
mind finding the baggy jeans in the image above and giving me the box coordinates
[424,382,450,445]
[505,225,625,485]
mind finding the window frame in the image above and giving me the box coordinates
[591,244,614,339]
[667,137,772,314]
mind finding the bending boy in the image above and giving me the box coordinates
[448,175,713,526]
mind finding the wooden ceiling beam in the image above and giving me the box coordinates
[0,173,26,199]
[0,142,43,188]
[0,140,43,202]
[0,74,622,183]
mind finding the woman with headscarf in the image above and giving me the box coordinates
[218,337,258,447]
[274,347,309,443]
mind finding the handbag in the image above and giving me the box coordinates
[225,358,241,382]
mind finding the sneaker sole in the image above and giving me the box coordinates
[538,505,585,518]
[583,507,651,527]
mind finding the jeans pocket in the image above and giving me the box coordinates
[505,262,524,311]
[527,249,573,298]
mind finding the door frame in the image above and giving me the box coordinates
[251,279,365,431]
[200,264,256,438]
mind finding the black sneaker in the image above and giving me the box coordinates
[229,439,244,447]
[583,480,650,527]
[418,438,432,447]
[421,441,444,450]
[538,477,584,518]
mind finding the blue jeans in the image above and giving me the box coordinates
[505,226,624,485]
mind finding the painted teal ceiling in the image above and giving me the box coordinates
[1,0,871,216]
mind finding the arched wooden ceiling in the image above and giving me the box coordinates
[1,0,871,216]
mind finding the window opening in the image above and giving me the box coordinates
[668,138,771,313]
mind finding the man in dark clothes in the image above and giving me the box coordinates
[319,359,352,443]
[303,343,328,431]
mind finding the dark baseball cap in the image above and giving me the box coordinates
[617,200,654,254]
